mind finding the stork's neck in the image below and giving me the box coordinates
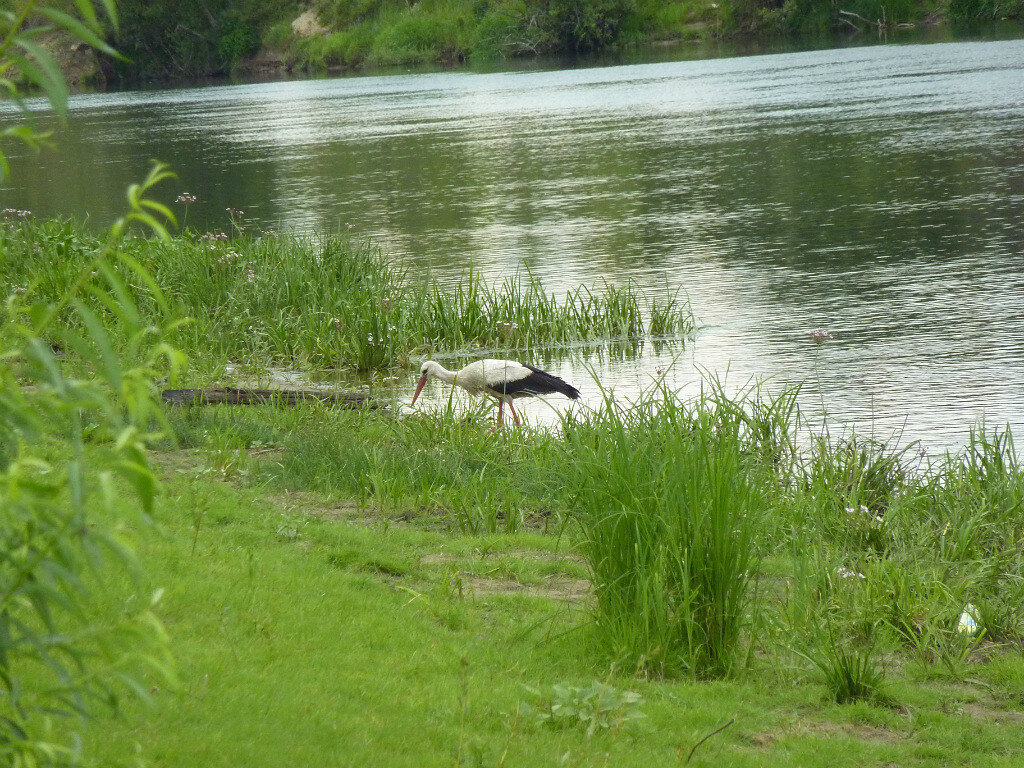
[425,361,457,385]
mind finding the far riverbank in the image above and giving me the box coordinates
[36,2,1024,88]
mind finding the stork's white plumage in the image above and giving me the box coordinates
[410,358,580,428]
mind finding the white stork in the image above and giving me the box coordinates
[410,359,581,428]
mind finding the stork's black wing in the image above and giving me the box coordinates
[492,364,580,400]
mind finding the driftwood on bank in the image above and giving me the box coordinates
[161,387,379,409]
[838,9,918,30]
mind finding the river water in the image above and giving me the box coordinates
[3,38,1024,448]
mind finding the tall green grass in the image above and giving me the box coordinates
[0,220,693,376]
[560,382,783,677]
[164,365,1024,692]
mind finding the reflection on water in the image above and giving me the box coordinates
[3,38,1024,448]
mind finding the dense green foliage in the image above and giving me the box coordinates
[0,206,178,768]
[1,4,181,765]
[0,220,692,375]
[947,0,1024,21]
[94,0,1024,80]
[562,383,773,677]
[105,0,301,78]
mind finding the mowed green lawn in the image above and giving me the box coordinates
[85,444,1024,768]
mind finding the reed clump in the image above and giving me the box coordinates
[561,385,765,677]
[0,220,693,375]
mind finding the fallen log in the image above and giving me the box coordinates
[161,387,380,409]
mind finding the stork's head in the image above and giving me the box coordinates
[410,360,435,406]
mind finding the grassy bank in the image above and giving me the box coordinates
[6,213,1024,765]
[93,0,1024,81]
[0,219,691,379]
[11,8,1023,766]
[73,378,1024,766]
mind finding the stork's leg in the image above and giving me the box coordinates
[508,401,521,427]
[492,400,504,431]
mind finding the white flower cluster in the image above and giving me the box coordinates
[845,504,884,525]
[216,250,241,265]
[837,566,866,580]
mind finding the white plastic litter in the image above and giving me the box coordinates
[957,604,980,634]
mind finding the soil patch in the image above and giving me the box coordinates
[752,719,903,748]
[268,489,371,521]
[801,719,903,743]
[420,549,584,566]
[463,575,590,601]
[961,701,1024,724]
[152,448,206,477]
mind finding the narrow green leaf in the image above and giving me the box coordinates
[114,459,156,514]
[37,8,117,58]
[15,39,69,118]
[126,182,141,208]
[98,0,118,28]
[71,0,100,30]
[23,337,68,395]
[73,301,122,391]
[141,161,176,189]
[95,261,143,329]
[116,253,169,315]
[127,212,171,241]
[139,198,176,224]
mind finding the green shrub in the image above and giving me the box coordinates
[3,9,183,759]
[263,20,297,49]
[565,384,768,677]
[948,0,1024,20]
[319,0,390,27]
[299,27,375,67]
[804,629,887,703]
[109,0,301,79]
[473,3,546,57]
[371,4,472,64]
[472,0,647,57]
[218,20,262,68]
[539,0,646,51]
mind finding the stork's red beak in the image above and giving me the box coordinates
[411,373,428,406]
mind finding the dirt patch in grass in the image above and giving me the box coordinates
[269,489,370,520]
[802,719,903,743]
[961,701,1024,724]
[152,448,206,477]
[420,549,584,566]
[267,489,435,526]
[266,491,482,531]
[463,575,590,601]
[751,719,903,748]
[748,731,776,748]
